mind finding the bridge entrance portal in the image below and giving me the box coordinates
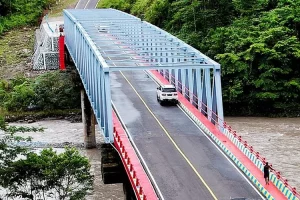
[63,9,223,143]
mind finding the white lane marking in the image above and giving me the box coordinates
[177,105,265,199]
[145,70,265,199]
[112,101,165,200]
[84,0,92,9]
[95,0,100,8]
[74,0,81,9]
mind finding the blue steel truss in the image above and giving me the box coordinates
[63,9,224,143]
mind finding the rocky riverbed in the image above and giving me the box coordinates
[4,119,124,200]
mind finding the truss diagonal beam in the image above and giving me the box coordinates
[63,8,224,143]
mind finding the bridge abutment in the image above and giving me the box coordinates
[81,89,96,149]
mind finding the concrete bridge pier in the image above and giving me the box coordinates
[81,89,96,149]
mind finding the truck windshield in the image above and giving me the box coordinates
[162,88,176,92]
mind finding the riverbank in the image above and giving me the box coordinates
[7,116,300,198]
[8,119,124,199]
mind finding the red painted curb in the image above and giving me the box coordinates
[113,111,158,200]
[149,70,287,199]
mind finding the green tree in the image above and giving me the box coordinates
[1,148,93,200]
[97,0,133,12]
[100,0,300,116]
[0,0,57,34]
[0,115,40,176]
[203,2,300,115]
[3,80,35,111]
[0,116,93,200]
[32,71,81,110]
[232,0,269,15]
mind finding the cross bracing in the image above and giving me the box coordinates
[63,9,224,143]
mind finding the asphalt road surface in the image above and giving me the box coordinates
[75,0,98,9]
[111,70,264,200]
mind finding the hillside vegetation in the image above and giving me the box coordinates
[98,0,300,116]
[0,0,81,115]
[0,0,56,34]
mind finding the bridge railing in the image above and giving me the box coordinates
[223,123,300,198]
[161,70,300,199]
[165,72,222,126]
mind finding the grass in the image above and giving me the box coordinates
[0,0,79,80]
[49,0,79,17]
[0,0,82,119]
[0,28,35,79]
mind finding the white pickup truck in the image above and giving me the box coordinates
[156,84,178,105]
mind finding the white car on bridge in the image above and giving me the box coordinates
[156,84,178,105]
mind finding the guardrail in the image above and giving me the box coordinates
[223,122,300,199]
[112,105,159,200]
[153,69,300,199]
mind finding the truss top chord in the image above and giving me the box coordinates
[64,8,220,71]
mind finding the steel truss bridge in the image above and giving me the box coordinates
[63,8,297,200]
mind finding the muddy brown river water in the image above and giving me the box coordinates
[226,117,300,190]
[6,120,124,200]
[4,117,300,198]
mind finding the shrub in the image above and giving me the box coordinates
[3,81,35,112]
[32,71,81,110]
[0,71,81,112]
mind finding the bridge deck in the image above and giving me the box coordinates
[111,70,262,200]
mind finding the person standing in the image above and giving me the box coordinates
[264,162,272,185]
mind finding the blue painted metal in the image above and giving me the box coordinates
[63,9,224,142]
[188,69,194,103]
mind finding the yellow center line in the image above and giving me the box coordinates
[119,71,218,200]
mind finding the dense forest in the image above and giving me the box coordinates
[98,0,300,116]
[0,0,299,116]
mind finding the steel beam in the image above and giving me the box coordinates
[63,9,224,143]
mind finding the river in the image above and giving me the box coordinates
[226,117,300,190]
[4,117,300,198]
[6,120,124,200]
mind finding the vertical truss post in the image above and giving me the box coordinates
[100,69,106,129]
[96,62,101,122]
[196,69,203,110]
[214,67,224,131]
[182,69,186,97]
[92,52,96,109]
[211,76,217,125]
[104,70,113,143]
[169,68,172,83]
[205,69,212,121]
[188,69,194,104]
[75,25,78,62]
[175,69,179,90]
